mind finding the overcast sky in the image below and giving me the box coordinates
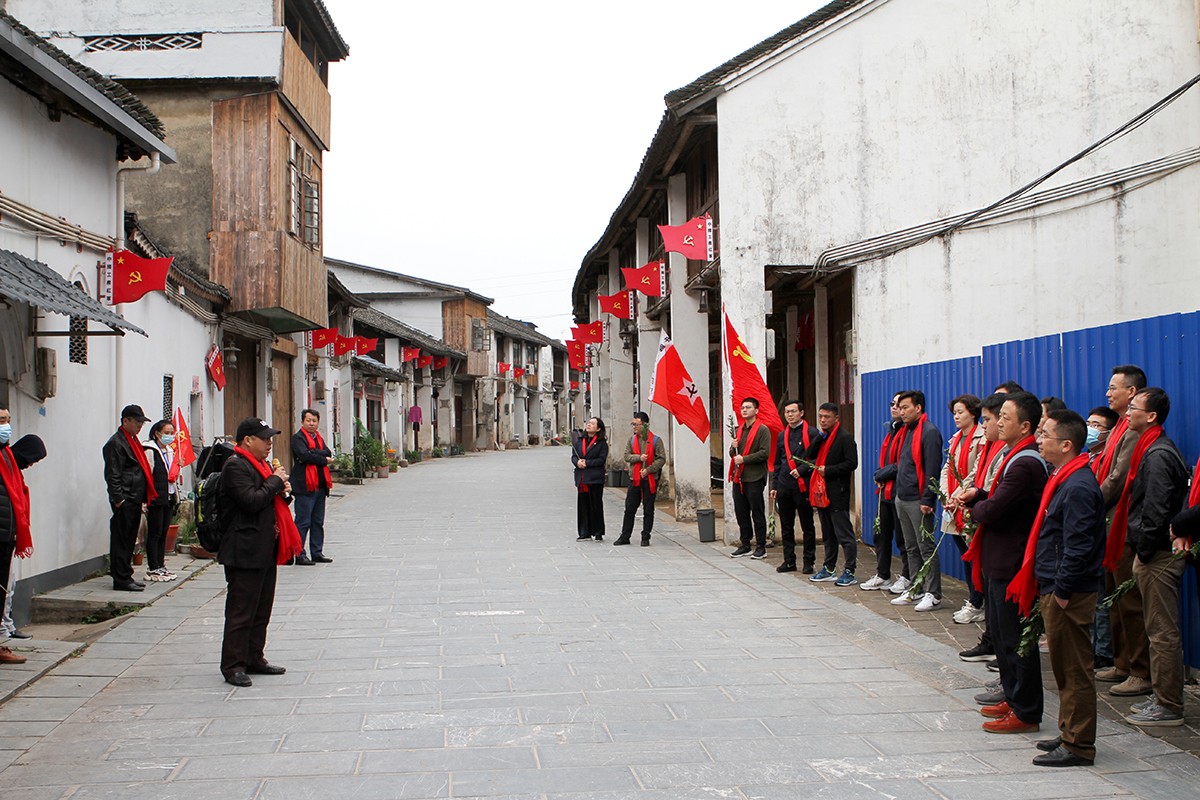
[321,1,825,342]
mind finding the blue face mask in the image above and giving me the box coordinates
[0,423,10,445]
[160,434,176,446]
[1084,427,1101,450]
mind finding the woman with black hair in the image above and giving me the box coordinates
[573,417,609,541]
[143,419,180,582]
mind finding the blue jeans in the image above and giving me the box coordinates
[293,491,327,557]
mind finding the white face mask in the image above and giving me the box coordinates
[0,423,10,445]
[160,434,176,446]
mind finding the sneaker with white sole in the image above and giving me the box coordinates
[953,600,985,624]
[809,567,837,582]
[1130,697,1155,714]
[859,575,887,591]
[887,576,912,595]
[834,570,858,587]
[1125,701,1184,727]
[889,592,915,606]
[914,593,942,612]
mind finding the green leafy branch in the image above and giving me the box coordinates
[1101,539,1200,610]
[1017,599,1046,658]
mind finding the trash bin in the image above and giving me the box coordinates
[607,469,628,487]
[696,509,716,542]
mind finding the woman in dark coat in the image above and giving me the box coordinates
[573,417,609,541]
[142,419,179,582]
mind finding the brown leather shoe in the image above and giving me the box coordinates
[981,700,1011,719]
[0,646,27,664]
[983,711,1039,734]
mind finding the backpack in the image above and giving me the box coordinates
[195,468,225,553]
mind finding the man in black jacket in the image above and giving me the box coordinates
[219,418,292,687]
[1031,410,1106,767]
[102,404,152,592]
[865,392,908,590]
[1124,388,1189,728]
[890,390,944,611]
[770,400,816,573]
[290,409,334,565]
[804,403,859,585]
[963,392,1048,734]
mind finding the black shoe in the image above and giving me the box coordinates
[224,671,252,687]
[113,581,144,592]
[593,536,604,541]
[576,535,591,541]
[247,662,286,675]
[293,556,315,566]
[132,580,145,588]
[801,565,815,574]
[750,549,767,560]
[959,641,996,662]
[1035,736,1063,752]
[9,630,31,639]
[986,661,1000,672]
[730,546,752,558]
[777,563,797,573]
[613,537,632,546]
[640,536,650,547]
[1032,745,1092,768]
[312,555,333,563]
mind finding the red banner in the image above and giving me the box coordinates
[572,320,604,344]
[417,354,433,368]
[110,249,172,304]
[334,336,356,356]
[205,344,225,391]
[355,337,378,355]
[499,362,512,373]
[172,407,197,467]
[621,260,664,297]
[658,214,713,261]
[311,327,338,348]
[433,356,448,369]
[402,346,421,362]
[599,291,634,319]
[513,367,526,379]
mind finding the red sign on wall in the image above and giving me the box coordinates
[205,344,226,391]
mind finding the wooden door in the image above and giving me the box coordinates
[223,335,258,439]
[271,352,294,466]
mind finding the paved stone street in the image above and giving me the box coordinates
[1,447,1198,798]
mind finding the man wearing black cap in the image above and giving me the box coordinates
[102,404,154,591]
[219,418,293,687]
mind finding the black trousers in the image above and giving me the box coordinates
[145,503,172,572]
[986,575,1043,723]
[732,479,767,548]
[108,501,142,584]
[577,485,605,538]
[775,486,816,567]
[817,507,857,573]
[0,540,13,607]
[620,483,656,539]
[874,500,909,581]
[221,564,278,677]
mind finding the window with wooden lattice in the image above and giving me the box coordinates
[162,374,174,421]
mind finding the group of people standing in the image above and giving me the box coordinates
[572,412,667,546]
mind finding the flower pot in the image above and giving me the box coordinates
[132,552,145,566]
[165,524,179,553]
[376,465,389,478]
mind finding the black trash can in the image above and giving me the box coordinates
[696,509,716,542]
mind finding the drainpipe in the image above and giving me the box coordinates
[113,152,162,414]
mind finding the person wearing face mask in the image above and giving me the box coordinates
[0,434,45,645]
[143,420,180,583]
[0,407,33,664]
[1084,407,1118,463]
[1084,405,1118,673]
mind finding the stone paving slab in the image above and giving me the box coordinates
[0,447,1194,797]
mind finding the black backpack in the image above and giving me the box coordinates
[194,469,225,553]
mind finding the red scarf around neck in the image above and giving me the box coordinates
[123,428,157,503]
[1006,453,1092,617]
[631,431,657,493]
[0,447,32,558]
[961,434,1038,591]
[909,414,928,497]
[808,422,840,509]
[877,424,908,500]
[1188,454,1200,509]
[1103,425,1164,572]
[945,427,977,529]
[730,419,763,485]
[785,421,812,492]
[303,430,332,492]
[233,446,303,565]
[974,439,1005,490]
[1092,416,1129,483]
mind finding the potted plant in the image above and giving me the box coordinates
[354,427,387,478]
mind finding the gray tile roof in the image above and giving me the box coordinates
[0,248,146,335]
[353,306,464,358]
[487,309,558,348]
[351,355,404,382]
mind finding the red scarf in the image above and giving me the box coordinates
[785,421,812,492]
[165,446,180,483]
[1188,454,1200,509]
[1092,416,1129,482]
[1103,425,1164,572]
[233,446,303,565]
[909,414,927,498]
[974,439,1005,490]
[730,420,763,485]
[809,422,840,508]
[578,435,596,493]
[1006,453,1092,617]
[631,431,657,493]
[303,430,332,492]
[123,428,158,503]
[877,425,908,500]
[961,435,1038,591]
[0,447,32,558]
[945,427,977,529]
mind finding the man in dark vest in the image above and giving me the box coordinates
[617,411,666,546]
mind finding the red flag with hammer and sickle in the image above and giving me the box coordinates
[723,308,783,469]
[658,214,713,262]
[621,260,664,297]
[598,291,634,320]
[111,249,172,304]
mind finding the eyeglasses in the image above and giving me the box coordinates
[1127,404,1144,412]
[1037,433,1068,442]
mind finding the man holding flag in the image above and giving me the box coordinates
[729,398,771,559]
[616,412,665,547]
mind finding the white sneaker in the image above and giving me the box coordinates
[914,593,942,612]
[953,600,985,624]
[859,575,887,591]
[890,593,915,606]
[887,576,911,595]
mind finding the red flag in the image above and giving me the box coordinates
[333,336,355,356]
[599,291,634,319]
[110,249,172,304]
[566,341,589,369]
[723,308,783,468]
[311,327,338,348]
[498,362,512,373]
[658,214,713,261]
[433,356,448,369]
[355,337,378,355]
[402,347,420,362]
[417,354,433,368]
[205,344,226,391]
[649,332,710,442]
[572,320,604,344]
[621,260,664,297]
[172,407,197,468]
[513,367,526,379]
[570,380,580,390]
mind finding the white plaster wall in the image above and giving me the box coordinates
[48,31,286,82]
[8,1,276,33]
